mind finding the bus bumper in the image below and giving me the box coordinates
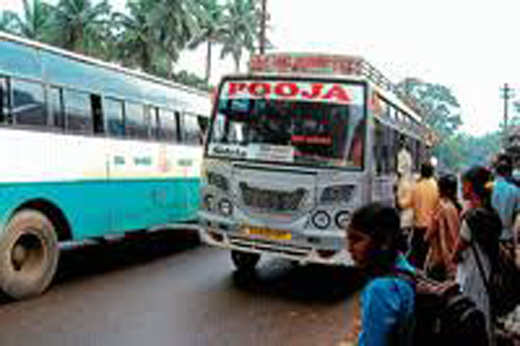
[198,213,354,266]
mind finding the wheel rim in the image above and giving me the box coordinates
[10,232,45,275]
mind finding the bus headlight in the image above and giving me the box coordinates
[218,199,233,216]
[203,194,214,212]
[207,171,229,192]
[320,185,355,204]
[312,211,331,229]
[335,211,351,229]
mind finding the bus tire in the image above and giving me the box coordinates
[0,210,59,300]
[231,250,260,272]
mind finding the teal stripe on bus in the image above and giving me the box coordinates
[0,178,200,240]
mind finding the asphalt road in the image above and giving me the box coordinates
[0,230,364,346]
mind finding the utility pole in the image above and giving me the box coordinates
[259,0,267,55]
[501,83,514,148]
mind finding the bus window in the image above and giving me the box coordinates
[382,126,396,173]
[373,119,384,175]
[198,115,209,144]
[175,111,182,142]
[49,86,65,129]
[12,79,46,127]
[105,98,124,137]
[64,89,93,134]
[0,77,9,124]
[91,95,104,134]
[182,113,201,145]
[125,102,148,140]
[157,109,176,142]
[414,139,422,170]
[147,106,159,139]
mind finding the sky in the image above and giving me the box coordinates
[2,0,519,136]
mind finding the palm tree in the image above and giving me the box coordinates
[0,11,18,33]
[220,0,260,72]
[6,0,54,41]
[113,0,158,73]
[149,0,203,78]
[51,0,112,55]
[188,0,226,84]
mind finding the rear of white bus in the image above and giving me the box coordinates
[198,76,369,271]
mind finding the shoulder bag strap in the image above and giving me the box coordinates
[470,240,492,295]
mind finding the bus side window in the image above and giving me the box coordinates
[64,89,93,134]
[0,77,10,124]
[105,98,124,137]
[415,139,422,170]
[175,111,183,142]
[91,94,104,134]
[182,113,201,145]
[198,116,208,144]
[125,101,149,140]
[49,86,65,130]
[147,106,159,140]
[11,79,46,127]
[158,108,176,142]
[382,126,397,174]
[388,129,397,172]
[374,119,384,175]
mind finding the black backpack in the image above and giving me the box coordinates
[396,271,489,346]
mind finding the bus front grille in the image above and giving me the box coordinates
[229,235,311,257]
[239,182,307,212]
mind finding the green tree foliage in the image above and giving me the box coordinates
[51,0,112,55]
[438,132,500,173]
[0,0,265,91]
[113,0,158,73]
[188,0,226,83]
[397,78,463,138]
[4,0,54,41]
[397,78,502,172]
[220,0,260,72]
[0,11,18,33]
[149,0,203,78]
[173,70,212,91]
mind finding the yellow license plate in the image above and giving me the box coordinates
[244,227,292,240]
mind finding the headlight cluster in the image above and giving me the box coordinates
[311,210,351,229]
[312,211,331,229]
[203,194,214,212]
[202,194,233,216]
[206,171,229,192]
[320,185,355,204]
[218,199,233,216]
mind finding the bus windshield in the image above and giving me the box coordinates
[207,79,366,169]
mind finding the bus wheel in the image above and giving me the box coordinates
[0,210,59,299]
[231,250,260,272]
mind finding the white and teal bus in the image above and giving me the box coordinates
[199,53,433,272]
[0,32,211,299]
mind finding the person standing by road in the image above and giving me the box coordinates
[345,203,415,345]
[424,174,461,281]
[455,166,501,345]
[491,154,520,260]
[408,162,439,268]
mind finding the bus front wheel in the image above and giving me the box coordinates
[0,210,59,300]
[231,250,260,272]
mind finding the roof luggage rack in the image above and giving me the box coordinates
[249,53,423,116]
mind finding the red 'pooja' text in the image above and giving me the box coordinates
[226,81,353,104]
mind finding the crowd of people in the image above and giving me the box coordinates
[344,153,520,345]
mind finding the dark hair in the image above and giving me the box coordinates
[349,203,405,275]
[420,162,434,178]
[438,174,462,212]
[495,154,513,177]
[462,166,492,209]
